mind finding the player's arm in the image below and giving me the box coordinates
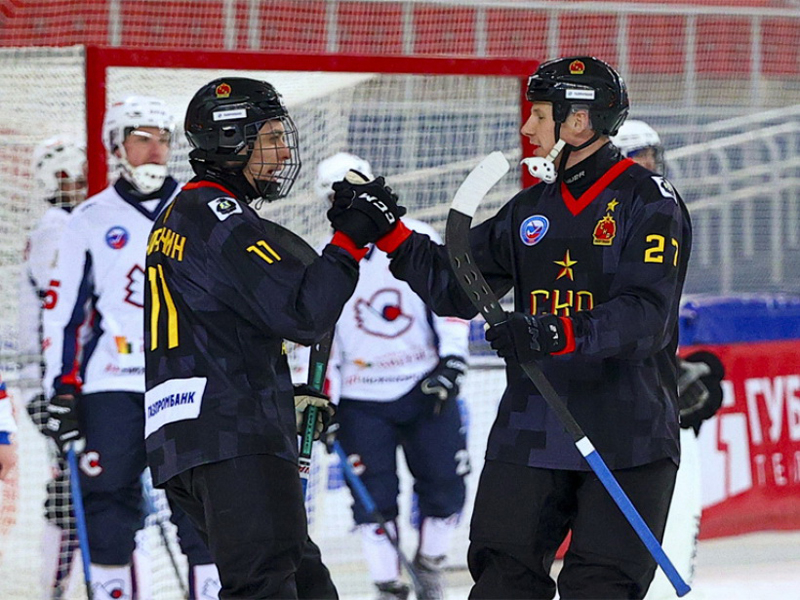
[18,237,45,381]
[42,217,93,397]
[570,181,691,360]
[206,205,361,346]
[380,203,515,320]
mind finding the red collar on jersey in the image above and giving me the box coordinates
[561,158,635,217]
[182,180,235,196]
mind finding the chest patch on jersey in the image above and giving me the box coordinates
[208,197,242,221]
[354,288,414,338]
[593,215,617,246]
[144,377,207,438]
[520,215,549,246]
[106,226,129,249]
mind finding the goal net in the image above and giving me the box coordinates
[1,1,800,599]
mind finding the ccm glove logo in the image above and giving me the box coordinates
[357,192,396,225]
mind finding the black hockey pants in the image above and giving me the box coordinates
[164,453,337,599]
[468,458,676,599]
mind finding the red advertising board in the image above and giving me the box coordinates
[681,341,800,538]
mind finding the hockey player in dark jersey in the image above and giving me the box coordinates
[326,57,692,599]
[144,77,403,599]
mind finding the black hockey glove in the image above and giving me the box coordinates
[44,393,84,455]
[485,312,567,364]
[420,355,468,415]
[327,171,407,247]
[294,384,335,441]
[678,351,725,433]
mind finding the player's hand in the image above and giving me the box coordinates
[322,418,340,455]
[294,384,335,441]
[485,312,567,364]
[327,171,407,247]
[44,394,84,455]
[420,355,468,415]
[678,351,725,431]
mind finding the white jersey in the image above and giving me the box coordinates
[43,179,180,396]
[327,218,469,402]
[0,375,16,434]
[18,206,70,398]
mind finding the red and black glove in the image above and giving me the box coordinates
[327,172,407,247]
[485,312,569,363]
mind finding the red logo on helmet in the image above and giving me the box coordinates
[215,83,232,98]
[569,60,586,75]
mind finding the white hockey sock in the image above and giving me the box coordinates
[90,563,133,600]
[359,522,401,584]
[418,515,459,560]
[190,563,222,600]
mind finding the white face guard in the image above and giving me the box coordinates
[119,160,169,194]
[103,96,175,194]
[521,139,566,184]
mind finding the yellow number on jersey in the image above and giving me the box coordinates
[644,234,679,266]
[148,265,179,350]
[247,240,282,264]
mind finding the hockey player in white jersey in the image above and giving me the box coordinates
[0,373,17,481]
[314,153,471,600]
[42,97,219,600]
[20,137,87,401]
[612,121,725,599]
[19,136,87,599]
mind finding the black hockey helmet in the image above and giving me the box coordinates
[185,77,301,201]
[526,56,629,137]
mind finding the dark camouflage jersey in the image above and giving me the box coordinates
[389,144,691,470]
[144,179,359,486]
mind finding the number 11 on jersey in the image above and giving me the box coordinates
[148,265,179,350]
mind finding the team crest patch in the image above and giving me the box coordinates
[520,215,549,246]
[593,215,617,246]
[106,226,129,249]
[208,197,242,221]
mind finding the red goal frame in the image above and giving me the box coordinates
[84,45,539,195]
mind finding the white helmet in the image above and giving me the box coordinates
[32,136,87,206]
[315,152,373,202]
[611,119,661,157]
[611,119,664,173]
[103,96,176,194]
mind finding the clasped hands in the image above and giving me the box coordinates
[326,171,407,247]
